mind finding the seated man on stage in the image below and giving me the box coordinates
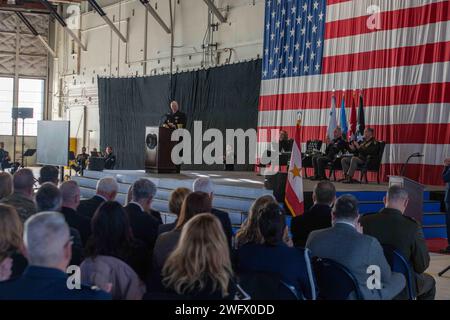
[71,147,89,175]
[279,130,293,153]
[161,101,187,129]
[104,146,116,170]
[341,128,379,183]
[311,127,347,181]
[0,142,11,171]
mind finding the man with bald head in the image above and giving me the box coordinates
[0,168,36,222]
[161,100,187,129]
[60,180,91,245]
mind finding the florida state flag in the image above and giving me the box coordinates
[284,113,304,217]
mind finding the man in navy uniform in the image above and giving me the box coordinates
[162,101,187,129]
[0,212,111,300]
[441,157,450,253]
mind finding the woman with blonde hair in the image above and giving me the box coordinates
[0,172,13,200]
[0,204,27,279]
[235,195,278,248]
[161,213,236,299]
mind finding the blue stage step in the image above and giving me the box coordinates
[335,191,431,202]
[357,201,440,214]
[423,213,447,226]
[423,225,447,239]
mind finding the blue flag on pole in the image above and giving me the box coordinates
[340,94,348,137]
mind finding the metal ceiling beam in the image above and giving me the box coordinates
[39,0,87,51]
[87,0,127,43]
[15,11,56,57]
[203,0,226,23]
[139,0,171,34]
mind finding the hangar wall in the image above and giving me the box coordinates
[52,0,265,153]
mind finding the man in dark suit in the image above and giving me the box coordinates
[59,180,91,246]
[360,185,436,300]
[0,212,111,300]
[291,181,335,248]
[38,165,59,185]
[104,146,116,170]
[192,177,233,247]
[125,179,161,253]
[307,195,406,300]
[77,177,118,220]
[441,158,450,253]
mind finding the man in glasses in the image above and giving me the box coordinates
[0,212,111,300]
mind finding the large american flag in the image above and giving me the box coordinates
[257,0,450,185]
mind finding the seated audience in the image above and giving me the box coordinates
[153,192,212,273]
[0,204,27,279]
[38,165,59,185]
[341,128,379,183]
[77,176,118,219]
[59,181,91,246]
[158,213,236,300]
[236,203,314,299]
[306,195,405,300]
[0,212,111,300]
[192,177,233,246]
[311,127,347,181]
[291,181,335,248]
[0,169,36,222]
[0,172,12,200]
[86,201,150,282]
[35,183,84,266]
[158,187,191,235]
[360,186,436,300]
[234,195,277,249]
[125,179,161,254]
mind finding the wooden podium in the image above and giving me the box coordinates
[145,126,178,173]
[388,176,425,223]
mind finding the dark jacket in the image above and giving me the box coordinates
[355,138,379,161]
[236,243,314,299]
[69,227,84,266]
[443,166,450,204]
[125,203,160,253]
[61,206,91,246]
[0,266,111,300]
[325,137,347,160]
[77,195,105,220]
[104,153,116,170]
[158,220,177,235]
[290,204,332,248]
[8,250,28,280]
[153,229,181,272]
[360,208,430,293]
[211,208,233,247]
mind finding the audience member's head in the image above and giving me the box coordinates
[258,203,286,246]
[175,191,212,230]
[131,178,157,211]
[23,212,72,271]
[105,146,113,155]
[86,201,133,259]
[192,177,214,200]
[313,181,336,206]
[12,168,35,198]
[81,147,87,153]
[35,182,62,212]
[0,204,23,263]
[95,177,118,201]
[0,172,13,200]
[168,187,191,216]
[235,195,277,248]
[0,142,4,149]
[39,165,59,185]
[60,181,81,210]
[279,130,288,141]
[332,195,359,225]
[162,213,232,298]
[384,185,409,214]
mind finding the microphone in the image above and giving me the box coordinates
[400,152,424,176]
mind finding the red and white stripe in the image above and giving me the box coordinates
[258,0,450,185]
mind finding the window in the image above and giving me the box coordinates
[0,77,14,135]
[18,78,45,136]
